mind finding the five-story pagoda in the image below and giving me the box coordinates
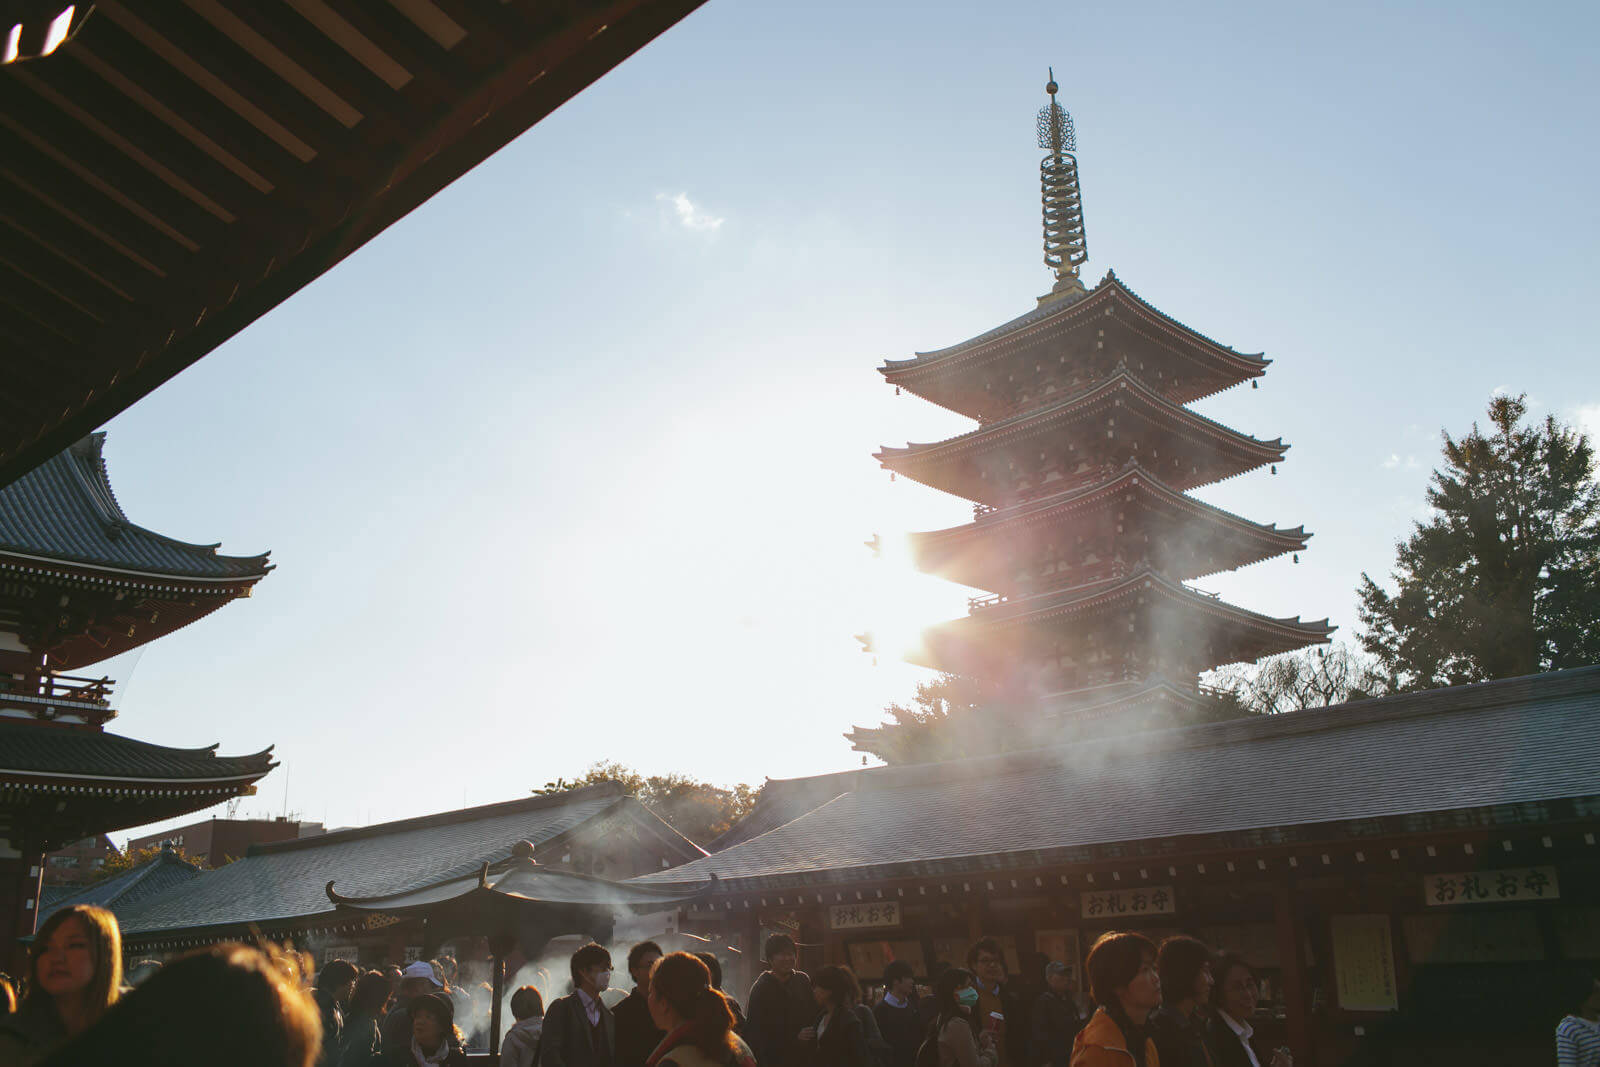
[862,75,1331,734]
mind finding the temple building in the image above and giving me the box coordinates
[0,433,275,970]
[858,77,1330,737]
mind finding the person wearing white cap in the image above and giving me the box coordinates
[381,961,445,1056]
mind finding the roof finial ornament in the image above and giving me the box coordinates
[1037,68,1088,306]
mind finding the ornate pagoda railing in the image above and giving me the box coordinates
[0,672,115,715]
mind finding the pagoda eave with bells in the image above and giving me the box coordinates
[862,73,1329,733]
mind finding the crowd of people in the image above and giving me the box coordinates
[2,905,1598,1065]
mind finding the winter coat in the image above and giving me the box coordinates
[501,1017,545,1067]
[854,1002,892,1066]
[745,970,813,1067]
[809,1007,873,1067]
[380,1033,466,1067]
[937,1014,997,1067]
[614,988,665,1067]
[1202,1014,1260,1067]
[540,991,617,1067]
[338,1012,384,1067]
[872,997,923,1067]
[1030,991,1083,1067]
[1069,1008,1158,1067]
[0,999,67,1067]
[315,988,346,1066]
[647,1028,756,1067]
[1148,1006,1210,1067]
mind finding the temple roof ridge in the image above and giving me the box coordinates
[0,434,272,580]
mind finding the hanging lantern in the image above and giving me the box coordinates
[1251,380,1258,389]
[1270,465,1277,475]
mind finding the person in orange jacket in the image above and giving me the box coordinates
[1070,932,1161,1067]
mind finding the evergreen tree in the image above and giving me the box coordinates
[1357,394,1600,689]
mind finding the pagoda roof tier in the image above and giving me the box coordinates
[880,271,1269,423]
[907,462,1310,591]
[906,568,1333,675]
[876,372,1288,506]
[0,435,271,668]
[0,722,276,850]
[0,435,271,581]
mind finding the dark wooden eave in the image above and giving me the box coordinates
[0,0,707,488]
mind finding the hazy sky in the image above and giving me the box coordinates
[94,0,1597,842]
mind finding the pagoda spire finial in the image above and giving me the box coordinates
[1037,69,1088,305]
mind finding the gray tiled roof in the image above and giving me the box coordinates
[114,785,699,939]
[38,849,201,928]
[882,271,1268,371]
[640,667,1600,889]
[0,721,276,781]
[0,434,270,579]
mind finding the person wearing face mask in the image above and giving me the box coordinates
[0,905,122,1065]
[1150,936,1213,1067]
[923,967,997,1067]
[539,942,617,1067]
[1070,932,1160,1067]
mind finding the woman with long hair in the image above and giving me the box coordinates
[929,966,997,1067]
[644,951,755,1067]
[0,904,122,1064]
[802,965,875,1067]
[35,941,321,1067]
[338,970,392,1067]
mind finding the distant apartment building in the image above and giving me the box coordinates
[42,836,117,887]
[127,817,325,868]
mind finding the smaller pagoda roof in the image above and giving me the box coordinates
[907,462,1309,587]
[880,271,1268,398]
[0,721,276,785]
[0,434,271,583]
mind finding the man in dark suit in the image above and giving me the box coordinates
[539,942,617,1067]
[612,940,665,1066]
[1208,953,1290,1067]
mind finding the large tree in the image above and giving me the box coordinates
[1358,394,1600,689]
[845,673,996,765]
[1205,643,1389,715]
[536,762,759,846]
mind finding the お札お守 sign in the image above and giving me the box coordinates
[1424,866,1559,906]
[829,901,902,930]
[1079,886,1175,919]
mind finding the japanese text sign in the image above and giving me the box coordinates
[1079,885,1175,920]
[829,901,902,930]
[1424,866,1559,906]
